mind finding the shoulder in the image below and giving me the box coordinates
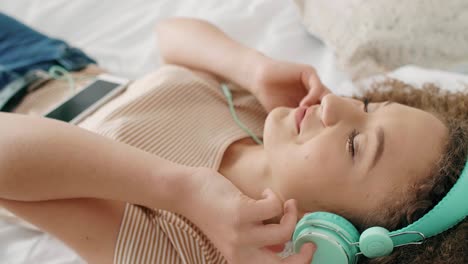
[132,64,247,98]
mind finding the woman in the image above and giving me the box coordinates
[0,15,467,264]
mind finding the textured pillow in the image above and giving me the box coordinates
[294,0,468,80]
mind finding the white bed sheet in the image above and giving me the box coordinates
[0,1,467,263]
[0,0,350,88]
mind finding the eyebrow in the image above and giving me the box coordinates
[370,126,385,170]
[368,101,393,170]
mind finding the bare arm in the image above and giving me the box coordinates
[0,112,192,213]
[156,17,270,95]
[0,113,316,264]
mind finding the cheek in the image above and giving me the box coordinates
[272,140,350,211]
[271,141,334,196]
[263,107,292,146]
[300,139,340,176]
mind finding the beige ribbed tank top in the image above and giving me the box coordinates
[77,65,267,263]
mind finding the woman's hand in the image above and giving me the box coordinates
[252,58,331,112]
[180,167,316,264]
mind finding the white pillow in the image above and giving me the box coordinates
[294,0,468,80]
[336,65,468,98]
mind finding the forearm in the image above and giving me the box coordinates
[156,18,269,93]
[0,113,192,212]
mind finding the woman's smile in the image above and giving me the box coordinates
[295,104,322,135]
[295,106,307,134]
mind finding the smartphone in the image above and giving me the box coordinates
[44,74,129,124]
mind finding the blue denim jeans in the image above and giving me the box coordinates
[0,12,96,90]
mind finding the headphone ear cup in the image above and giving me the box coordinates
[293,212,360,264]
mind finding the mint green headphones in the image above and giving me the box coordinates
[293,158,468,264]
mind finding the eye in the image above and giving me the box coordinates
[347,129,358,158]
[348,98,369,159]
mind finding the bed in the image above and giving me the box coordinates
[0,1,467,263]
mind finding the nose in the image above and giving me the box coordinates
[320,94,360,127]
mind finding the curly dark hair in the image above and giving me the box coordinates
[353,79,468,264]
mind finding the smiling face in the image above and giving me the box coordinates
[263,94,448,219]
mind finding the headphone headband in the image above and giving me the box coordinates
[293,157,468,263]
[389,157,468,246]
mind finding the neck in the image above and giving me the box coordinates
[219,138,272,200]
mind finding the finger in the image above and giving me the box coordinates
[299,66,330,107]
[299,72,323,107]
[300,67,318,91]
[299,87,321,107]
[248,199,298,247]
[248,248,284,264]
[282,243,316,264]
[266,243,286,253]
[300,83,331,107]
[242,188,283,222]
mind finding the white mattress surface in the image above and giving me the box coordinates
[0,0,350,89]
[0,1,467,263]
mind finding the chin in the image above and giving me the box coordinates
[262,112,275,148]
[262,107,290,148]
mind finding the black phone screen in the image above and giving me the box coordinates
[45,80,120,122]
